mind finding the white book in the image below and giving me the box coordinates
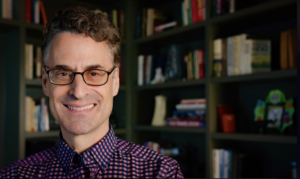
[227,37,234,76]
[213,149,220,178]
[35,0,40,24]
[138,55,144,86]
[239,34,247,75]
[232,35,240,75]
[176,103,206,110]
[223,150,229,178]
[244,39,252,74]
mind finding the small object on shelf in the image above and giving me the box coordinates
[291,161,297,178]
[280,29,297,69]
[221,114,236,133]
[151,95,166,126]
[150,68,165,84]
[217,104,233,132]
[254,89,295,134]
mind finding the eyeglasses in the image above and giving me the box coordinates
[44,66,116,86]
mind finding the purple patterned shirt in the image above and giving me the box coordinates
[0,127,183,178]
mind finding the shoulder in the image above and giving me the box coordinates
[0,146,57,178]
[116,138,184,178]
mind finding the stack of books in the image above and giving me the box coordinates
[25,44,42,80]
[212,0,257,17]
[25,97,50,132]
[1,0,13,19]
[25,0,48,25]
[166,98,206,128]
[182,0,206,26]
[213,149,263,178]
[213,34,271,77]
[184,49,204,80]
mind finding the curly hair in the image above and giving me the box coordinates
[41,6,121,66]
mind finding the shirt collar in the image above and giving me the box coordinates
[57,125,117,174]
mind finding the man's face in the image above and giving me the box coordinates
[42,32,119,135]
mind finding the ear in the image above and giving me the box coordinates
[42,68,50,97]
[112,67,120,97]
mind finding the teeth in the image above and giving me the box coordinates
[67,104,94,111]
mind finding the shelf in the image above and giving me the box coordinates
[134,125,206,133]
[210,69,297,84]
[25,130,59,139]
[0,18,21,27]
[25,128,127,139]
[211,133,297,144]
[23,22,44,30]
[134,20,206,44]
[134,79,205,90]
[209,0,296,25]
[25,79,42,86]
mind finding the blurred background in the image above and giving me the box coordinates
[0,0,298,178]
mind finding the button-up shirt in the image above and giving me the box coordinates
[0,127,184,178]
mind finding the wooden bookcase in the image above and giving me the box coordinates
[129,0,297,178]
[0,0,132,168]
[0,0,297,178]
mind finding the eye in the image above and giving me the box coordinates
[59,72,69,76]
[91,72,98,76]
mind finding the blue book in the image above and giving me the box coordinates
[220,149,224,178]
[32,0,35,23]
[228,150,232,178]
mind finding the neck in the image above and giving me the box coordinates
[61,122,110,154]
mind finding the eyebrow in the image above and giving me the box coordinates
[51,64,105,71]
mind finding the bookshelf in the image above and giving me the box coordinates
[0,0,297,178]
[129,0,297,178]
[1,0,131,168]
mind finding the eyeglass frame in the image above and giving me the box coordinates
[44,65,116,86]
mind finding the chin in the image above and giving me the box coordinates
[61,121,95,135]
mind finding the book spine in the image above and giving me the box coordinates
[229,0,235,13]
[220,149,224,178]
[244,39,252,74]
[142,8,147,37]
[221,38,227,76]
[239,34,247,75]
[224,150,229,178]
[198,49,204,79]
[228,150,232,178]
[25,96,31,132]
[25,0,31,22]
[40,0,47,25]
[232,35,240,75]
[176,103,206,110]
[0,0,2,18]
[191,0,197,23]
[138,55,144,86]
[183,0,189,26]
[146,55,152,84]
[2,0,7,19]
[36,46,42,78]
[35,0,40,24]
[146,8,154,36]
[196,0,203,22]
[213,149,220,178]
[166,119,205,127]
[187,0,192,24]
[32,0,35,23]
[29,44,33,79]
[188,52,193,80]
[7,0,12,19]
[227,36,233,76]
[280,31,288,69]
[136,11,141,38]
[288,30,297,68]
[203,0,206,20]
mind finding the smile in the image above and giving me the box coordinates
[65,104,95,111]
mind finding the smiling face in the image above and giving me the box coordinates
[42,32,119,136]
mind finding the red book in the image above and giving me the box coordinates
[198,49,204,78]
[26,0,32,22]
[197,0,204,22]
[191,0,198,23]
[40,1,47,25]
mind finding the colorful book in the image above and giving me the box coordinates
[166,118,205,127]
[176,103,206,110]
[40,0,47,25]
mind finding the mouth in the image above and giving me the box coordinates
[63,104,96,111]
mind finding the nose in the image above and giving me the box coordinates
[68,74,88,99]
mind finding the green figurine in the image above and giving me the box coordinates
[254,89,294,134]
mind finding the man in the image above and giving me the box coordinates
[0,7,183,178]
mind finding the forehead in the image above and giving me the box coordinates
[47,32,113,69]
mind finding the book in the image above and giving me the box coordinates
[198,49,204,79]
[221,38,227,76]
[238,34,247,75]
[181,98,206,104]
[227,36,234,76]
[136,11,142,38]
[172,110,205,119]
[35,47,42,78]
[182,0,189,26]
[0,0,2,18]
[138,55,144,86]
[213,149,220,178]
[280,30,288,69]
[166,118,205,127]
[213,38,222,77]
[191,0,198,23]
[39,0,47,25]
[34,0,40,24]
[232,35,240,75]
[250,39,271,73]
[154,21,177,33]
[176,103,206,110]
